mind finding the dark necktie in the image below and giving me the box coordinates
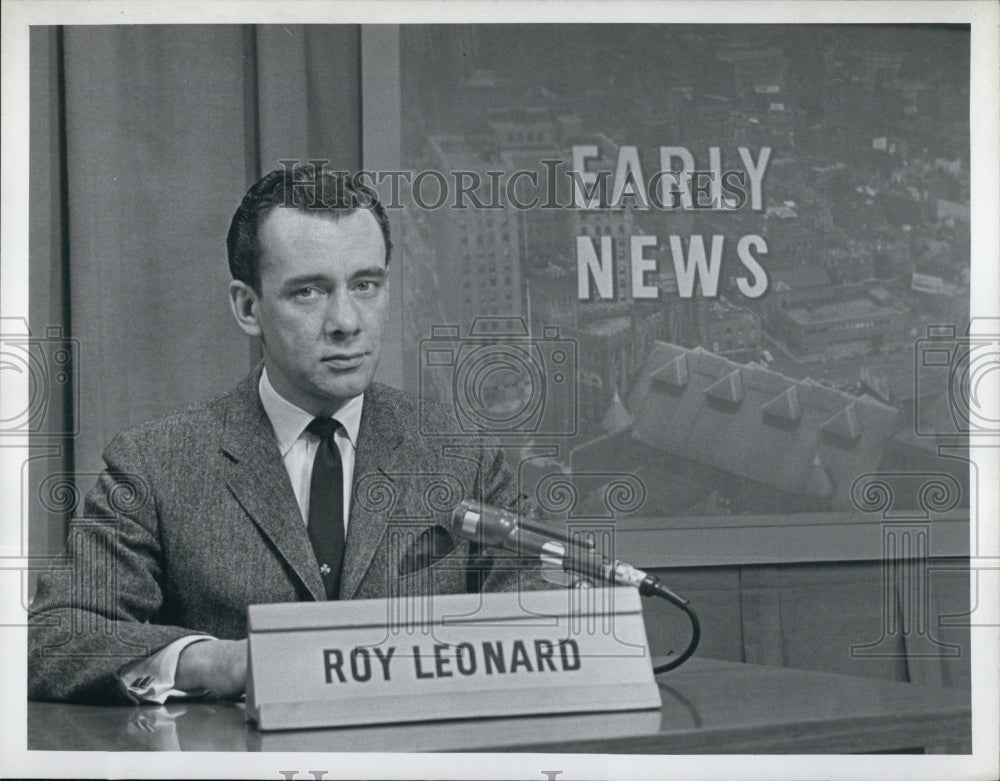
[306,417,346,599]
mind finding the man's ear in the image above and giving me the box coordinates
[228,280,263,337]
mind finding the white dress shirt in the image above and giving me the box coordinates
[119,369,364,703]
[257,368,363,525]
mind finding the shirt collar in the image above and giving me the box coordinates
[259,368,364,457]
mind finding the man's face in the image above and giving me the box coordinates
[247,207,389,415]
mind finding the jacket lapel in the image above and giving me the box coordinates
[220,369,326,602]
[339,383,405,599]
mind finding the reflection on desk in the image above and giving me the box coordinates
[28,658,971,754]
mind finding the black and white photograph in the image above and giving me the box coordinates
[1,1,997,779]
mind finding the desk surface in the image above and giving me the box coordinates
[28,658,970,754]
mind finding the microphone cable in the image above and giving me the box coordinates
[564,554,701,673]
[644,582,701,674]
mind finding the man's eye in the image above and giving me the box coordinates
[355,280,380,293]
[294,286,320,298]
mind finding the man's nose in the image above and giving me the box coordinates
[323,290,361,335]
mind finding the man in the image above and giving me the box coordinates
[28,165,549,704]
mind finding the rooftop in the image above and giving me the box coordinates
[785,297,899,326]
[627,342,898,509]
[580,315,633,337]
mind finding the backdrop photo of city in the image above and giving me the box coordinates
[393,24,971,518]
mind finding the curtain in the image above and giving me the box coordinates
[28,25,363,555]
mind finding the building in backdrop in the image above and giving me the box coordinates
[397,24,970,516]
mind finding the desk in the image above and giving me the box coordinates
[27,658,970,754]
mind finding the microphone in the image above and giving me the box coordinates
[449,500,568,568]
[449,500,687,603]
[450,500,702,674]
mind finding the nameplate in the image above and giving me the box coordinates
[246,587,660,731]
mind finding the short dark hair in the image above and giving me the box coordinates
[227,164,392,291]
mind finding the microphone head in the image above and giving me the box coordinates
[449,499,482,539]
[449,499,518,546]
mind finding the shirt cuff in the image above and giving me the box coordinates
[120,635,215,704]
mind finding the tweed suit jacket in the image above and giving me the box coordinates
[28,368,545,703]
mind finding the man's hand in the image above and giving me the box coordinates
[175,638,247,699]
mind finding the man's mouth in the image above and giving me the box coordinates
[321,353,367,369]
